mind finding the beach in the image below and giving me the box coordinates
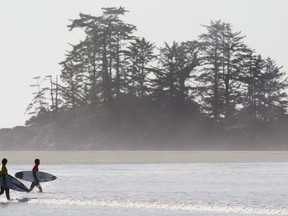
[1,151,288,164]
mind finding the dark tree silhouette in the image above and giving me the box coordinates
[124,37,156,98]
[17,11,288,151]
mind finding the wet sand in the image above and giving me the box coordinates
[0,151,288,164]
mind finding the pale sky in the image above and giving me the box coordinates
[0,0,287,128]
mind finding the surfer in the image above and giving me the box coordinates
[0,158,10,200]
[29,159,43,192]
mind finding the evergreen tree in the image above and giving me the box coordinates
[68,7,136,105]
[197,20,248,122]
[124,37,156,98]
[155,41,200,104]
[59,42,89,109]
[26,76,51,115]
[197,21,224,120]
[249,57,288,121]
[239,53,266,121]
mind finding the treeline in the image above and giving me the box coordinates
[1,7,288,150]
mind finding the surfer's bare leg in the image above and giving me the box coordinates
[5,188,10,200]
[29,182,36,191]
[1,187,10,200]
[0,186,4,195]
[37,184,42,192]
[30,182,42,192]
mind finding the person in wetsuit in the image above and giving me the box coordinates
[0,158,10,200]
[29,158,43,192]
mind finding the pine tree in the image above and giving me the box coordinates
[197,20,248,122]
[124,37,156,98]
[154,41,200,104]
[68,7,136,105]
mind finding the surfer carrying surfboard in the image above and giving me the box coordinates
[0,158,10,200]
[29,159,43,192]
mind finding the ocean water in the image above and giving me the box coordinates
[1,162,288,215]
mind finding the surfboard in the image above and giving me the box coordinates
[15,171,57,183]
[0,174,29,192]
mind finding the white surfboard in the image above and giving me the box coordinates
[0,174,29,192]
[15,171,57,183]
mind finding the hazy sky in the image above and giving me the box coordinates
[0,0,287,128]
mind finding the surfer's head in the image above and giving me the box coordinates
[2,158,7,165]
[35,158,40,165]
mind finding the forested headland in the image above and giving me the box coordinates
[1,7,288,150]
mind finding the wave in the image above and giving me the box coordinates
[25,197,288,215]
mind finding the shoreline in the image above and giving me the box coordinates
[1,151,288,164]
